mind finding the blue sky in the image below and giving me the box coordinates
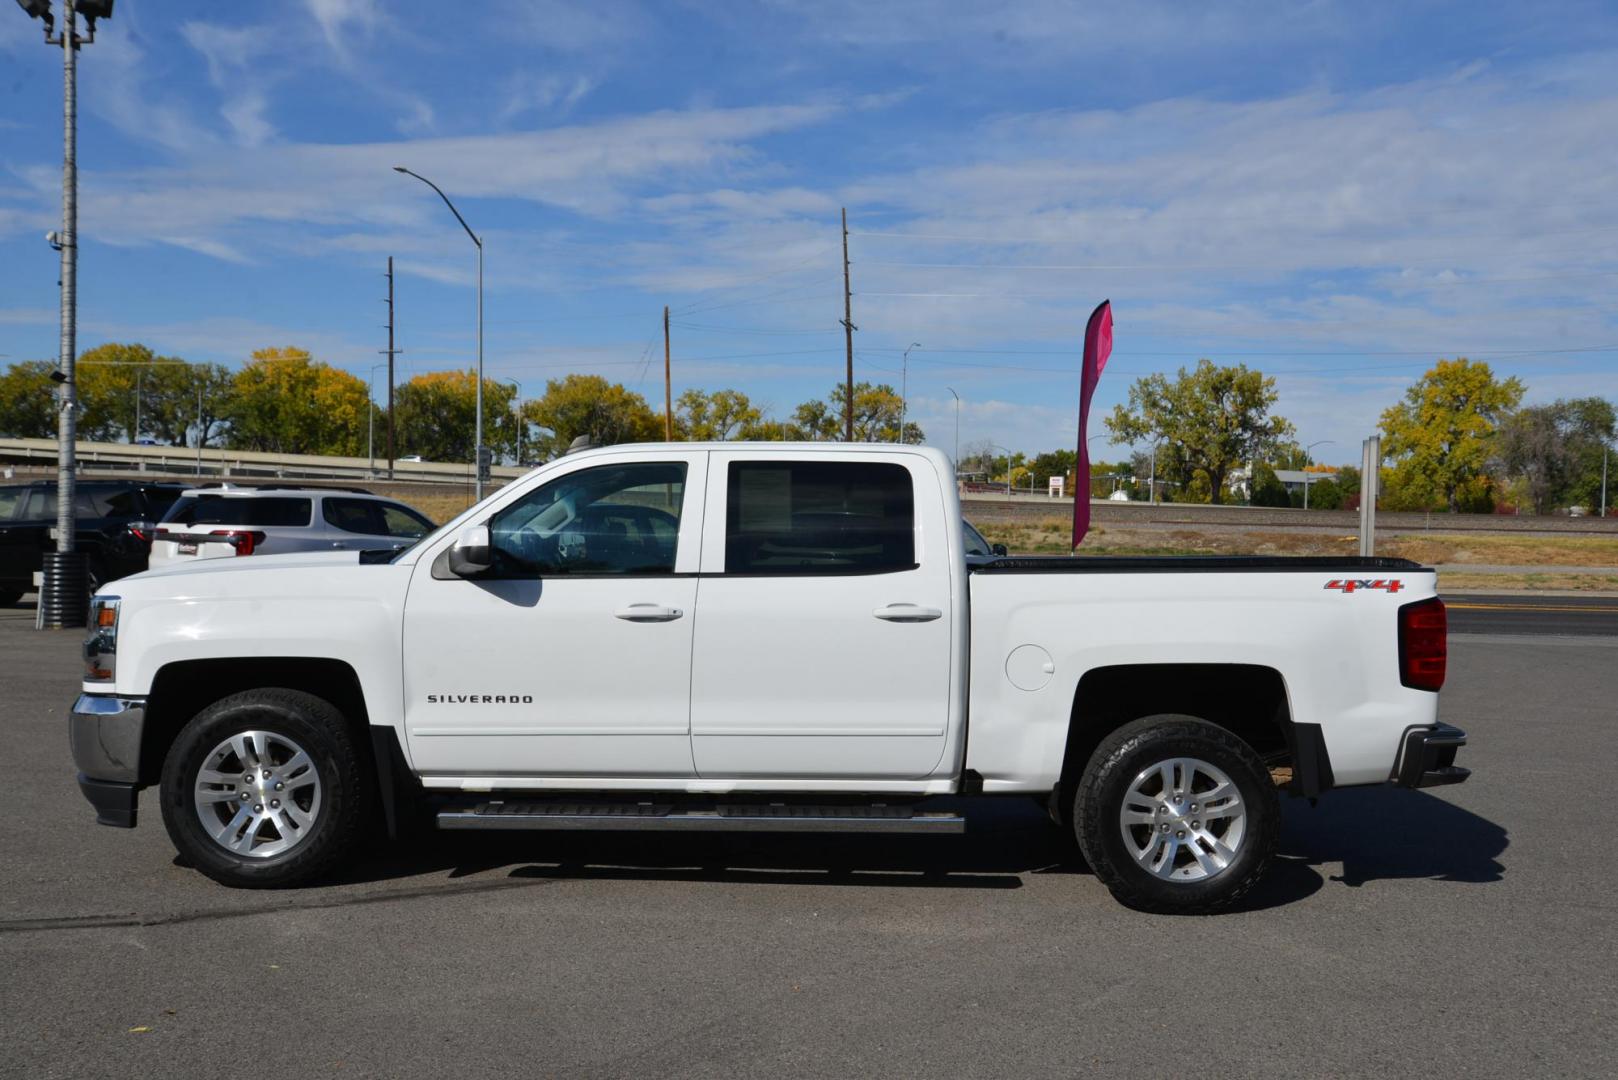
[3,0,1617,466]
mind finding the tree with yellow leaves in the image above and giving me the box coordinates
[227,347,370,456]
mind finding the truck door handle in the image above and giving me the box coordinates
[873,603,943,622]
[614,604,684,622]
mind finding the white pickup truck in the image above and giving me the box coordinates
[70,443,1467,913]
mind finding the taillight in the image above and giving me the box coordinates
[209,529,267,556]
[1398,596,1447,692]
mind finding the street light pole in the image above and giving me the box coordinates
[1303,439,1335,510]
[989,443,1015,498]
[900,342,920,444]
[393,166,484,499]
[17,0,113,628]
[945,387,960,475]
[503,377,522,466]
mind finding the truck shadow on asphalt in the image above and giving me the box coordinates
[330,788,1506,913]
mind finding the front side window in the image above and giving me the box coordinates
[725,460,915,574]
[323,497,434,538]
[0,487,23,521]
[489,462,686,576]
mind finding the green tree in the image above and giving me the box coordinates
[0,360,59,438]
[1379,358,1524,512]
[1250,461,1291,507]
[227,347,370,456]
[1028,449,1078,491]
[522,374,662,460]
[1105,359,1295,505]
[393,370,517,463]
[75,343,233,447]
[791,382,924,443]
[1497,397,1615,514]
[676,388,762,441]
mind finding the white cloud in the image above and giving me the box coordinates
[303,0,381,58]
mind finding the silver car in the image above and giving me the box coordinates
[147,486,436,568]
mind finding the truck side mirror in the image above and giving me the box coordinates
[992,543,1009,557]
[447,524,492,577]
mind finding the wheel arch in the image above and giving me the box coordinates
[139,657,372,788]
[1052,663,1312,820]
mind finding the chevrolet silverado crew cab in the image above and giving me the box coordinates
[69,443,1467,913]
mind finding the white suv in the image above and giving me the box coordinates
[147,486,436,568]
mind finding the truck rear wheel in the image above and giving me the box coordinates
[159,688,371,888]
[1073,714,1278,914]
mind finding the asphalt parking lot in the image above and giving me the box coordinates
[1,602,1614,1078]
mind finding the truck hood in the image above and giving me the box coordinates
[131,549,371,580]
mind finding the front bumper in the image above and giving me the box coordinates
[69,693,146,827]
[1392,722,1471,789]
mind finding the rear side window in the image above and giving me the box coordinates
[725,461,915,574]
[323,497,434,538]
[163,495,313,528]
[0,487,22,521]
[19,486,118,520]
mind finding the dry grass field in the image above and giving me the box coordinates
[970,515,1618,565]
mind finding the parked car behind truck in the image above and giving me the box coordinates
[0,479,186,604]
[69,443,1467,913]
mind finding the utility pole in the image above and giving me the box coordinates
[1601,443,1608,518]
[841,207,855,442]
[381,257,402,479]
[663,304,673,440]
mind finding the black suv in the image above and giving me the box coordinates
[0,480,188,605]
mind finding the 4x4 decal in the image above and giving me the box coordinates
[1324,578,1405,593]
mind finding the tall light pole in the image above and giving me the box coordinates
[900,342,920,444]
[988,443,1015,498]
[393,166,484,499]
[1303,439,1334,510]
[502,377,522,466]
[945,386,960,475]
[17,0,113,628]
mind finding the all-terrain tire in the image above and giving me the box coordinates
[1073,714,1278,914]
[159,688,372,888]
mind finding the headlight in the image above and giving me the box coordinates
[84,595,120,682]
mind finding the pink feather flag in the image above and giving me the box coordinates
[1073,300,1114,549]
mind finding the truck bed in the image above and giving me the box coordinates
[970,555,1426,573]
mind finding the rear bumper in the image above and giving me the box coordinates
[1392,722,1470,789]
[69,693,146,827]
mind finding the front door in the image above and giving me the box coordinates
[402,452,706,779]
[688,452,957,780]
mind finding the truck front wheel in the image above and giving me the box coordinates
[1073,715,1278,914]
[159,688,371,888]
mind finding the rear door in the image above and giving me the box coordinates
[688,451,955,780]
[320,497,435,551]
